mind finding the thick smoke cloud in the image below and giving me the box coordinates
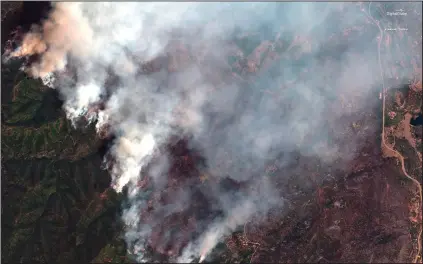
[6,2,420,262]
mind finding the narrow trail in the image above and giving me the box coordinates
[367,3,422,263]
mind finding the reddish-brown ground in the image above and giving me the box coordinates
[2,2,421,262]
[123,41,421,263]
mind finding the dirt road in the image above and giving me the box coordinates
[367,3,422,262]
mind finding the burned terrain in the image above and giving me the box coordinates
[1,2,422,264]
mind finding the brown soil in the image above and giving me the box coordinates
[246,159,416,263]
[394,113,416,148]
[395,91,405,108]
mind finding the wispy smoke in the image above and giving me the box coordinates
[6,2,421,262]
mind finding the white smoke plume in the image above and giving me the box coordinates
[5,2,421,262]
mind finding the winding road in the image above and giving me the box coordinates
[367,3,422,263]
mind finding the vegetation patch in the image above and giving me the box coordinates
[385,110,404,127]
